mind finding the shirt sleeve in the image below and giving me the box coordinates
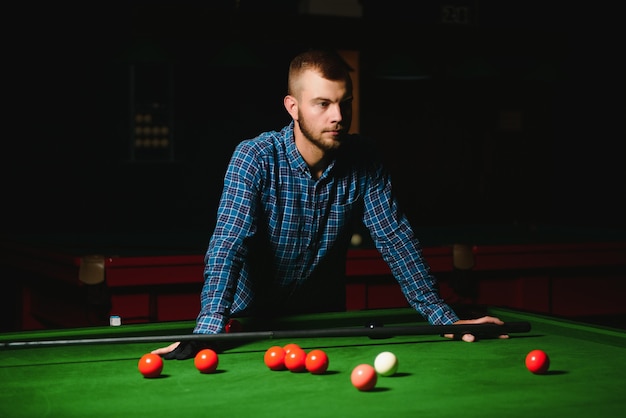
[194,141,260,334]
[362,164,460,325]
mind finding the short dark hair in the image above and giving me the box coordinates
[287,49,352,96]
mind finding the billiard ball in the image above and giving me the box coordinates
[138,353,163,378]
[365,321,389,340]
[525,349,550,374]
[264,346,286,371]
[284,346,307,372]
[374,351,398,376]
[365,321,383,330]
[350,233,363,247]
[351,364,377,391]
[194,348,219,374]
[225,319,242,333]
[305,349,329,374]
[283,343,301,355]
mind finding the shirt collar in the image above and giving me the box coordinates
[283,121,336,180]
[284,121,311,177]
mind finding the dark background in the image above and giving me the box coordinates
[3,0,624,236]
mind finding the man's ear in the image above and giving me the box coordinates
[283,95,298,120]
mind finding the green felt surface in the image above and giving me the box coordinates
[1,308,625,418]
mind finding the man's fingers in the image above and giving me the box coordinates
[443,333,508,342]
[443,333,475,341]
[151,341,180,355]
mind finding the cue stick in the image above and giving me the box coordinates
[0,321,530,349]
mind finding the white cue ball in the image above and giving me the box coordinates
[350,233,363,246]
[374,351,398,376]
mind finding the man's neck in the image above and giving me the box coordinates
[294,132,329,180]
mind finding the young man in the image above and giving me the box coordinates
[153,49,506,360]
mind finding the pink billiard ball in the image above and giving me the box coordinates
[525,349,550,374]
[351,364,377,391]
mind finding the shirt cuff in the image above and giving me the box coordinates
[428,306,460,325]
[193,312,227,334]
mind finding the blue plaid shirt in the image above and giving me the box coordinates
[194,122,459,333]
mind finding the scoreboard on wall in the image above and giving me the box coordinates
[129,63,174,162]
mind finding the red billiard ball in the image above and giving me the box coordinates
[305,349,329,374]
[264,346,286,371]
[351,364,377,391]
[195,348,219,374]
[138,353,163,378]
[525,349,550,374]
[284,347,307,372]
[225,319,242,333]
[283,343,301,356]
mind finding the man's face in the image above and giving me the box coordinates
[294,70,353,152]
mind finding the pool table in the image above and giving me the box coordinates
[1,307,625,418]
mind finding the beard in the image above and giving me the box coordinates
[296,111,348,152]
